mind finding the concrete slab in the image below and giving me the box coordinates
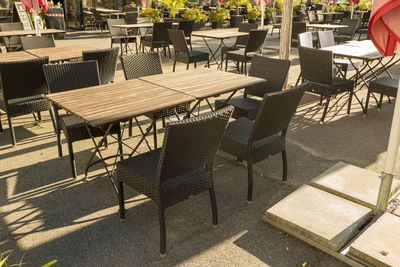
[350,213,400,267]
[310,162,400,210]
[264,185,373,252]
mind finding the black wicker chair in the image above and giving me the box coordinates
[221,23,258,66]
[141,22,172,58]
[82,47,119,84]
[43,61,121,178]
[115,106,234,256]
[225,29,268,74]
[0,57,55,146]
[21,36,55,50]
[0,22,23,52]
[298,46,355,124]
[219,84,307,202]
[107,18,138,54]
[318,30,360,77]
[215,54,291,120]
[168,29,209,72]
[125,11,139,24]
[291,22,307,47]
[334,18,358,43]
[270,13,281,36]
[178,20,194,50]
[365,77,399,114]
[120,53,190,144]
[91,8,107,30]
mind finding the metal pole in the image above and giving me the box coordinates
[261,0,264,27]
[376,79,400,215]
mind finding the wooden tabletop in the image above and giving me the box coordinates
[0,51,37,62]
[191,30,249,40]
[46,79,195,127]
[111,22,179,29]
[0,29,65,38]
[26,45,98,62]
[321,40,383,60]
[140,68,266,99]
[307,24,348,29]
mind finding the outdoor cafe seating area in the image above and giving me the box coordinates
[1,0,400,265]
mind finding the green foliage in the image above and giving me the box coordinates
[326,4,335,13]
[224,0,248,15]
[42,260,57,267]
[130,2,136,7]
[48,0,62,8]
[208,7,230,23]
[140,6,163,22]
[264,7,277,20]
[356,0,372,10]
[336,3,350,11]
[181,7,208,22]
[276,0,283,13]
[160,0,187,18]
[245,5,261,20]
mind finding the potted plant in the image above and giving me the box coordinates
[224,0,247,27]
[45,0,65,37]
[160,0,187,19]
[181,7,208,30]
[245,5,261,24]
[264,7,277,25]
[209,7,230,29]
[139,6,163,22]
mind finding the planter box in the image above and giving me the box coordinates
[45,8,65,39]
[193,22,205,31]
[211,21,227,29]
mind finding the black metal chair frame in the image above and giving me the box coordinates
[107,18,138,54]
[141,22,172,58]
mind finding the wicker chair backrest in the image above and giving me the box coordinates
[236,22,258,46]
[271,13,281,24]
[156,106,234,186]
[245,29,268,53]
[178,20,194,37]
[168,29,189,54]
[125,11,139,24]
[245,54,291,97]
[318,30,335,48]
[250,83,306,143]
[308,11,316,23]
[338,18,358,37]
[291,22,307,40]
[0,22,23,46]
[298,46,333,85]
[82,47,119,85]
[120,52,163,80]
[298,31,313,48]
[107,18,127,36]
[0,57,49,102]
[43,61,100,95]
[152,22,172,42]
[20,36,55,50]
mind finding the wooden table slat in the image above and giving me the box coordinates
[0,51,37,62]
[26,45,99,62]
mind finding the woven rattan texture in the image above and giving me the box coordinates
[82,47,119,84]
[21,36,55,50]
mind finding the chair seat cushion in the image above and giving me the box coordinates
[0,93,50,117]
[221,45,245,54]
[332,78,354,93]
[225,49,256,62]
[369,77,399,97]
[215,96,261,120]
[111,35,137,44]
[175,50,209,63]
[334,35,352,43]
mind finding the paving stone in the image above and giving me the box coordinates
[310,162,400,210]
[264,185,373,252]
[350,213,400,267]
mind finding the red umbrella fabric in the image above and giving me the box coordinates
[368,0,400,56]
[20,0,48,12]
[254,0,270,6]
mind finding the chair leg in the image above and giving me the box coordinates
[186,62,189,70]
[173,60,176,72]
[319,95,323,106]
[135,42,138,54]
[225,57,228,71]
[162,117,166,128]
[244,62,247,75]
[282,150,288,182]
[168,46,171,59]
[347,91,353,115]
[247,161,253,202]
[194,61,197,68]
[320,95,331,124]
[49,108,57,134]
[67,140,77,178]
[7,115,16,146]
[158,204,167,256]
[37,112,41,123]
[118,182,125,221]
[0,116,3,132]
[117,128,124,161]
[378,94,384,108]
[365,90,370,115]
[128,118,133,137]
[153,120,157,149]
[209,187,218,226]
[56,129,63,157]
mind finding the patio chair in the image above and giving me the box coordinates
[318,30,360,77]
[316,10,324,23]
[0,22,23,52]
[20,36,55,50]
[91,8,107,30]
[334,18,358,43]
[107,18,138,54]
[141,22,172,58]
[365,78,399,114]
[120,53,190,145]
[115,106,234,256]
[43,61,121,178]
[82,47,119,84]
[125,11,139,24]
[215,55,291,120]
[291,22,307,47]
[307,11,317,24]
[298,46,355,124]
[224,29,268,74]
[218,83,307,202]
[221,23,258,66]
[178,20,194,50]
[270,13,281,36]
[167,29,209,72]
[0,57,55,146]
